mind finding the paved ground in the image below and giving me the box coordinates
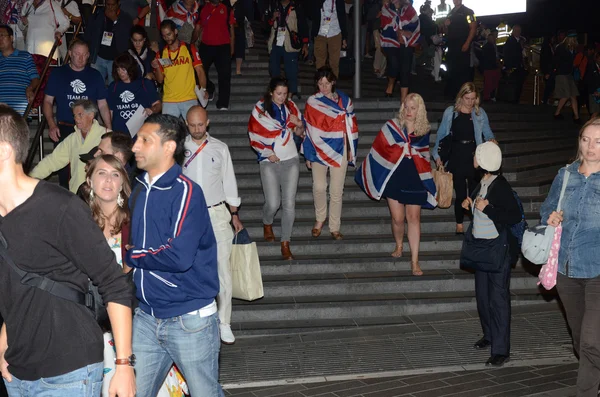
[220,304,580,396]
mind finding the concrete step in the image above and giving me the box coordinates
[256,250,542,276]
[240,214,541,237]
[231,287,556,323]
[259,268,540,298]
[254,232,485,257]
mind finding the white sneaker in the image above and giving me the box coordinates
[219,323,235,345]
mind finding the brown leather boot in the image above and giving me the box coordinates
[263,224,275,242]
[281,241,294,260]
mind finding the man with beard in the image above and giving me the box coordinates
[152,20,208,119]
[127,113,223,397]
[183,105,243,345]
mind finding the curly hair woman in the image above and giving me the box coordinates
[356,93,437,275]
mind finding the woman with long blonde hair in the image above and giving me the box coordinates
[356,93,437,275]
[553,32,581,123]
[432,82,495,234]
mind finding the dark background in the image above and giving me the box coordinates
[473,0,599,41]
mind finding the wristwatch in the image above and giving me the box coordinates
[114,354,136,367]
[231,211,239,217]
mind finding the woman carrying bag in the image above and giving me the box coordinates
[460,142,521,368]
[539,118,600,396]
[432,82,495,235]
[355,93,436,275]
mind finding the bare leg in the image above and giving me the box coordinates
[571,96,579,119]
[386,77,396,95]
[400,87,409,105]
[236,58,243,75]
[555,98,568,116]
[387,198,405,257]
[406,204,423,276]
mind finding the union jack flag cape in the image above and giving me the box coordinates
[302,91,359,167]
[380,3,421,48]
[355,119,437,209]
[248,99,303,162]
[166,0,199,27]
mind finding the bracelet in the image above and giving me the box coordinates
[231,211,239,217]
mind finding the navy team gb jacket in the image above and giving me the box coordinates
[126,163,219,319]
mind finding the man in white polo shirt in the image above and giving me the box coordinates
[183,105,243,345]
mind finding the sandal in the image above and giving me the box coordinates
[312,221,324,237]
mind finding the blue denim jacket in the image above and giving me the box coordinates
[540,162,600,279]
[431,106,495,161]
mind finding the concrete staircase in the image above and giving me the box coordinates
[28,25,579,336]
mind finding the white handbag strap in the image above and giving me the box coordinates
[556,169,570,212]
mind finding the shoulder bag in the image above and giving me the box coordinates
[521,170,570,265]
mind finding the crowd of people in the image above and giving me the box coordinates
[1,0,600,396]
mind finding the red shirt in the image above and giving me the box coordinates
[199,2,235,46]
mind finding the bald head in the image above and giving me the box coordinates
[186,105,210,142]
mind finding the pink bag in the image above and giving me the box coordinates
[537,224,562,290]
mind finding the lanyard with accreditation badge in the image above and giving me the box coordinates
[184,139,208,169]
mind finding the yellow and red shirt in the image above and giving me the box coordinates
[158,42,203,103]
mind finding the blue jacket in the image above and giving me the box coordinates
[126,163,219,318]
[540,162,600,279]
[432,106,495,161]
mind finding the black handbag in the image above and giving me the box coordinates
[286,25,303,50]
[460,224,509,273]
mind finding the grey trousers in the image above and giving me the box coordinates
[259,157,300,242]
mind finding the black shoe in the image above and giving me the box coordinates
[486,355,510,367]
[473,338,491,350]
[574,118,582,125]
[554,114,564,120]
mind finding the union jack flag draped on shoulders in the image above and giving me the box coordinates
[302,91,359,167]
[247,99,303,162]
[380,2,420,48]
[355,119,437,208]
[166,0,199,27]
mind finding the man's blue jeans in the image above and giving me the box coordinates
[3,362,103,397]
[269,45,299,94]
[91,56,113,86]
[133,307,224,397]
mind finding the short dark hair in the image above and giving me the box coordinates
[314,67,337,93]
[0,25,14,37]
[101,131,134,163]
[112,53,139,82]
[0,105,29,164]
[69,38,89,52]
[145,114,187,165]
[160,19,177,33]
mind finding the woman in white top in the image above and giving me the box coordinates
[86,154,189,397]
[248,77,305,260]
[19,0,69,108]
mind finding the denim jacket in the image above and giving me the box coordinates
[540,162,600,279]
[431,106,495,161]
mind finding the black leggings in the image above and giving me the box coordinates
[453,171,477,224]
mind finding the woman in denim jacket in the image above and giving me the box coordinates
[432,82,495,234]
[540,118,600,397]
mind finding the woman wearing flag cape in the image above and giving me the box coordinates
[248,77,305,260]
[355,93,436,276]
[303,67,359,240]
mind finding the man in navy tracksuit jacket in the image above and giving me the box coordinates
[125,113,224,397]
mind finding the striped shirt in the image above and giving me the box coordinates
[0,49,39,116]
